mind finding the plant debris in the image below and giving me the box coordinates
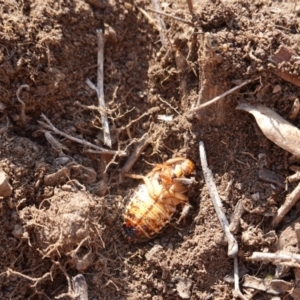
[2,0,300,299]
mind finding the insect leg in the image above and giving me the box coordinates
[159,190,188,204]
[124,173,145,180]
[176,203,192,224]
[164,157,185,165]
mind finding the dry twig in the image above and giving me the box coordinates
[199,141,238,257]
[44,130,70,154]
[53,261,76,299]
[233,256,248,300]
[272,182,300,228]
[16,84,30,124]
[6,265,54,288]
[287,172,300,182]
[86,29,112,148]
[120,132,151,180]
[146,7,193,26]
[188,79,256,115]
[248,251,300,267]
[119,107,159,132]
[186,0,194,14]
[39,114,126,156]
[229,199,244,234]
[158,96,180,115]
[150,0,168,47]
[199,141,246,298]
[97,29,111,147]
[138,7,160,31]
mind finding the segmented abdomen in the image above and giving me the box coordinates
[123,184,176,241]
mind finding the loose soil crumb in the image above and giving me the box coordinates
[19,190,103,260]
[1,0,300,299]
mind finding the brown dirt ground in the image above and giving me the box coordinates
[1,0,300,299]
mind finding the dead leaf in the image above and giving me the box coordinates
[236,103,300,157]
[243,274,292,295]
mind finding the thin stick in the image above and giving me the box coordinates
[119,107,159,131]
[138,7,160,31]
[85,77,97,91]
[146,7,194,26]
[53,261,75,299]
[158,96,180,115]
[287,172,300,182]
[96,29,111,148]
[85,79,107,116]
[16,84,30,124]
[199,146,246,298]
[233,256,240,297]
[39,114,126,156]
[6,266,54,288]
[188,79,255,114]
[232,256,248,300]
[120,132,151,180]
[272,182,300,228]
[186,0,194,14]
[199,141,238,257]
[44,131,70,154]
[248,251,300,266]
[151,0,168,47]
[229,199,244,234]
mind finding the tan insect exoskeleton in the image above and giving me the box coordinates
[123,157,195,241]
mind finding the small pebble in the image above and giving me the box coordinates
[176,278,193,299]
[272,85,282,94]
[251,193,260,201]
[0,102,6,111]
[0,171,12,198]
[12,224,24,239]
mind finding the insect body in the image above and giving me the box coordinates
[123,158,195,241]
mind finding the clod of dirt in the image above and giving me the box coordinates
[0,171,12,197]
[241,223,277,247]
[89,180,108,197]
[145,245,164,263]
[12,224,24,239]
[71,250,93,272]
[44,166,70,186]
[270,45,300,88]
[19,190,103,263]
[44,163,97,186]
[175,278,193,299]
